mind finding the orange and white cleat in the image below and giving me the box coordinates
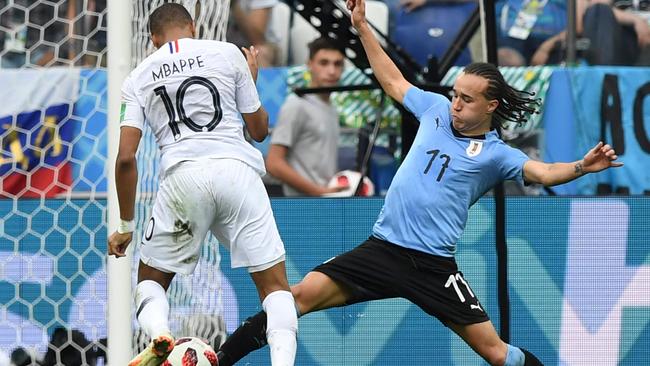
[129,333,175,366]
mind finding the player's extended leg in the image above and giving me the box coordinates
[129,261,176,366]
[446,320,544,366]
[217,271,351,366]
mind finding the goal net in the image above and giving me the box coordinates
[0,0,229,363]
[0,0,108,363]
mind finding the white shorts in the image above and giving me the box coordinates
[139,158,286,275]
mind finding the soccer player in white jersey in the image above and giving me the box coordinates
[107,4,297,366]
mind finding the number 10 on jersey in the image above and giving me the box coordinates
[154,76,223,140]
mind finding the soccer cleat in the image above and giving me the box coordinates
[522,349,544,365]
[129,333,175,366]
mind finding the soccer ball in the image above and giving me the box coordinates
[163,337,218,366]
[324,170,375,197]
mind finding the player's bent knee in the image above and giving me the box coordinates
[290,279,327,314]
[291,272,349,315]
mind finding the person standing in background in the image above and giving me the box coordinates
[266,37,349,196]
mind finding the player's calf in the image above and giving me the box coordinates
[263,290,298,366]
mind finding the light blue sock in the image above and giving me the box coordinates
[504,344,525,366]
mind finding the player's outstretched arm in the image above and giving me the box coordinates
[108,126,142,258]
[347,0,412,104]
[523,141,623,186]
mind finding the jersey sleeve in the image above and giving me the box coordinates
[120,75,145,130]
[495,143,530,184]
[270,96,302,148]
[403,86,450,119]
[226,43,262,114]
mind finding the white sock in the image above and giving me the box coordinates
[135,280,171,340]
[262,290,297,366]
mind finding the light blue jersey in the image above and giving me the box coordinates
[372,86,529,257]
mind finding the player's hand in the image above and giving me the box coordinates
[326,184,350,194]
[400,0,427,12]
[315,183,350,196]
[242,46,260,83]
[319,172,360,195]
[582,141,623,173]
[108,231,133,258]
[347,0,367,29]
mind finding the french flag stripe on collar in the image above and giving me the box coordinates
[168,40,180,54]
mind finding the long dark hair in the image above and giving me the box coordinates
[462,62,541,129]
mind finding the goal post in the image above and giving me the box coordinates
[106,0,132,364]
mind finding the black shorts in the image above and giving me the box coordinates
[313,236,489,325]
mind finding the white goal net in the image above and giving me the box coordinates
[0,0,230,364]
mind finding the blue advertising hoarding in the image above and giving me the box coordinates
[4,197,648,364]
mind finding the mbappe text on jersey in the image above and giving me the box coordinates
[152,55,205,81]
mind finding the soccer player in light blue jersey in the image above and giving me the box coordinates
[215,0,623,364]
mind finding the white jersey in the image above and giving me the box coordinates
[120,38,265,176]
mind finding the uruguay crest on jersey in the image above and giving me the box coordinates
[466,140,483,157]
